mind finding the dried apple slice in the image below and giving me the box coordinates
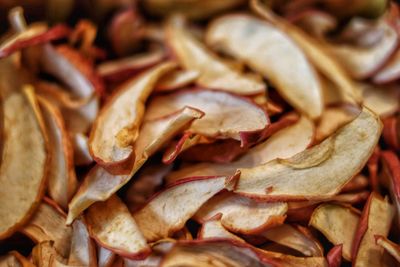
[97,50,165,83]
[309,203,360,260]
[98,247,115,267]
[194,192,287,234]
[341,174,369,193]
[290,10,337,39]
[373,48,400,83]
[198,218,245,242]
[133,176,233,242]
[66,106,203,224]
[0,22,70,58]
[375,235,400,263]
[382,115,400,150]
[234,108,381,200]
[143,0,245,19]
[360,83,399,118]
[86,195,150,260]
[68,218,97,267]
[261,224,323,257]
[352,193,394,266]
[325,20,398,79]
[0,87,49,239]
[89,62,176,173]
[165,16,265,96]
[21,198,72,258]
[32,240,66,267]
[250,0,361,105]
[380,151,400,226]
[206,14,322,119]
[145,89,269,146]
[38,97,77,209]
[167,115,312,181]
[156,69,199,92]
[160,239,279,267]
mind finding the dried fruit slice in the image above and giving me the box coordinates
[261,224,323,257]
[32,240,66,267]
[133,176,232,242]
[309,203,360,260]
[68,218,97,267]
[38,97,77,209]
[0,23,70,58]
[97,50,165,83]
[156,69,199,92]
[327,245,342,267]
[71,133,93,165]
[167,115,312,181]
[143,0,245,19]
[250,0,361,105]
[360,84,399,118]
[198,218,245,242]
[0,87,49,239]
[67,107,203,223]
[98,247,115,267]
[21,199,72,258]
[194,192,287,234]
[373,48,400,83]
[86,195,150,260]
[206,14,322,119]
[145,89,269,146]
[326,20,398,79]
[0,251,35,267]
[160,239,279,267]
[235,108,381,200]
[352,193,394,266]
[166,16,265,96]
[375,235,400,263]
[89,62,176,173]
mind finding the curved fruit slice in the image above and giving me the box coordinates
[156,69,199,92]
[133,176,232,242]
[206,14,322,119]
[89,62,176,174]
[143,0,245,19]
[39,97,77,209]
[374,48,400,83]
[0,251,35,267]
[261,224,323,257]
[66,107,203,224]
[86,195,150,260]
[97,50,165,83]
[71,133,93,166]
[167,115,313,182]
[21,199,72,258]
[0,23,70,58]
[194,192,287,234]
[145,89,269,146]
[250,0,361,106]
[198,218,245,242]
[326,20,398,79]
[0,87,49,239]
[352,193,394,266]
[375,235,400,263]
[166,16,265,96]
[309,203,360,260]
[235,107,382,200]
[68,218,97,267]
[327,245,342,267]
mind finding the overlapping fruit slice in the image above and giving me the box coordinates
[194,192,287,234]
[145,89,269,146]
[133,175,232,242]
[166,16,266,96]
[234,107,381,200]
[206,14,322,119]
[0,87,49,239]
[167,115,313,181]
[89,62,176,173]
[67,106,203,223]
[86,195,150,259]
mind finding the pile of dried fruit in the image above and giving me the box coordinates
[0,0,400,266]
